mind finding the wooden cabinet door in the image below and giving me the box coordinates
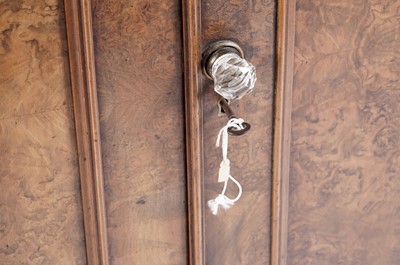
[64,0,276,264]
[0,0,276,264]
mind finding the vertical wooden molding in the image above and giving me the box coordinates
[182,0,205,265]
[271,1,296,265]
[64,1,109,264]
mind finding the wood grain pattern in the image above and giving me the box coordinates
[201,1,276,264]
[289,1,400,264]
[271,1,295,265]
[91,0,188,264]
[182,0,205,264]
[64,0,109,264]
[0,1,86,264]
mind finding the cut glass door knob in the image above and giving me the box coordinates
[202,40,257,100]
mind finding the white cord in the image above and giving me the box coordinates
[208,118,244,215]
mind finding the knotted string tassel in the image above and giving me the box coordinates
[207,194,234,215]
[207,173,242,215]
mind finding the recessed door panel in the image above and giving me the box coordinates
[201,1,276,264]
[91,0,188,264]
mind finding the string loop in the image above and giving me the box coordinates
[208,118,244,215]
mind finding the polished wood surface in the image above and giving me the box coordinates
[288,1,400,264]
[182,0,205,264]
[0,1,86,264]
[64,0,109,264]
[271,1,295,265]
[202,1,276,264]
[91,0,188,264]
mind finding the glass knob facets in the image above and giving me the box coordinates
[211,53,256,100]
[202,40,257,101]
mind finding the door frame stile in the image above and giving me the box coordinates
[271,0,296,265]
[64,1,109,264]
[182,0,205,264]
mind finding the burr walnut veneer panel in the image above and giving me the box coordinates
[202,1,276,264]
[0,1,86,264]
[92,0,187,264]
[288,1,400,264]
